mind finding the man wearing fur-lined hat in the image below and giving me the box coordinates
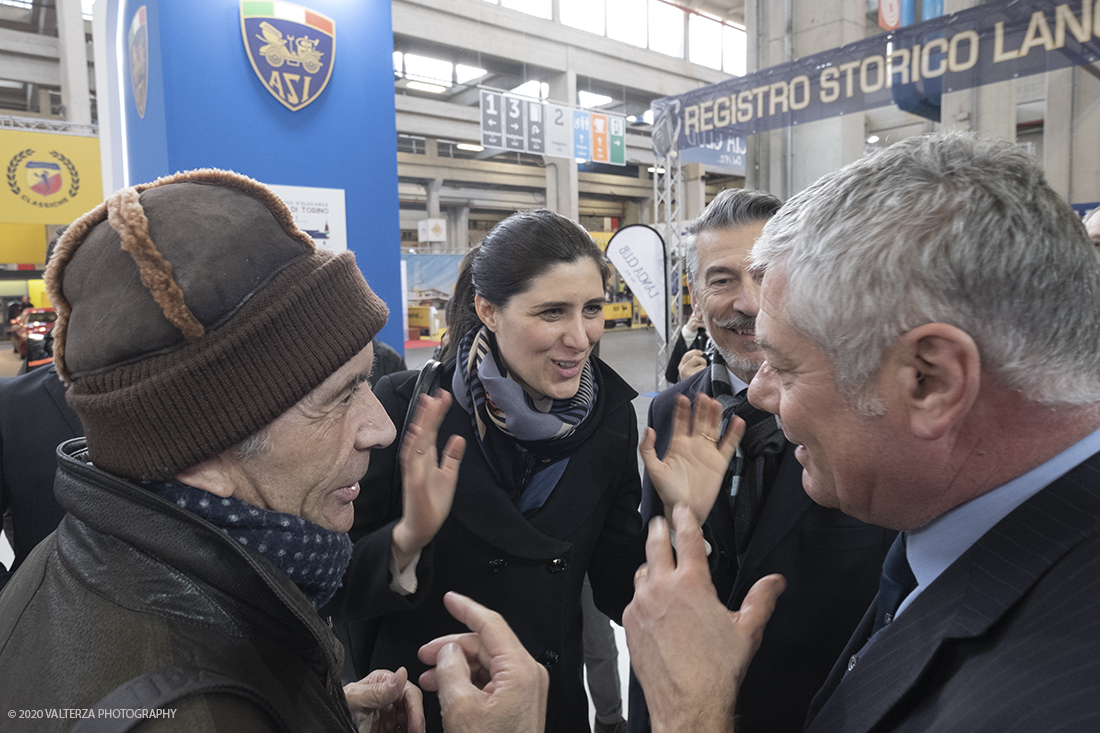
[0,170,548,733]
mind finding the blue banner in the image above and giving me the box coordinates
[653,0,1100,152]
[102,0,405,351]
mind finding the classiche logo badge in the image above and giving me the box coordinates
[240,1,334,112]
[6,149,81,209]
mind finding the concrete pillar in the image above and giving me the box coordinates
[940,81,1016,141]
[56,0,92,124]
[425,178,442,219]
[544,159,580,221]
[744,0,768,192]
[1045,68,1074,198]
[747,0,864,199]
[1069,69,1100,204]
[37,87,51,116]
[547,69,576,107]
[939,0,1015,142]
[1044,67,1100,204]
[449,205,470,251]
[545,69,580,220]
[622,199,648,227]
[684,163,707,220]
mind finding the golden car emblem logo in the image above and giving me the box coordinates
[240,1,334,111]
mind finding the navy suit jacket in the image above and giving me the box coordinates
[0,365,83,590]
[805,449,1100,733]
[630,369,895,733]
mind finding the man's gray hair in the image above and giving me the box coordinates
[684,188,782,289]
[750,132,1100,414]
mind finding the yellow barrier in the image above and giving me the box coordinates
[407,306,431,329]
[603,301,632,327]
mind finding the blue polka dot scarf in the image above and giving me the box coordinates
[147,481,353,608]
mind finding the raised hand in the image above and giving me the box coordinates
[640,392,742,524]
[418,592,549,733]
[625,505,785,733]
[393,391,466,571]
[343,666,426,733]
[678,349,708,381]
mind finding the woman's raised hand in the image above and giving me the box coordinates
[639,393,742,524]
[393,392,467,571]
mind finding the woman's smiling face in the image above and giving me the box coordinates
[476,258,607,400]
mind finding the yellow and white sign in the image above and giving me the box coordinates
[2,130,102,225]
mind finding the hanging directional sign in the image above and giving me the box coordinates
[609,115,625,165]
[480,90,504,148]
[546,103,573,157]
[526,100,546,154]
[590,113,609,163]
[573,109,591,161]
[504,95,527,151]
[476,94,627,165]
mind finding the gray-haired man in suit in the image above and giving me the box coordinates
[625,132,1100,733]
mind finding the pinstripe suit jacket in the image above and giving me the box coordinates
[804,449,1100,733]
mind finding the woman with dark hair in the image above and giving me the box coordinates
[330,209,725,733]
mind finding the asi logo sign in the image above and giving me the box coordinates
[240,1,334,112]
[6,149,80,210]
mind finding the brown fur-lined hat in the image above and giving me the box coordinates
[45,169,388,479]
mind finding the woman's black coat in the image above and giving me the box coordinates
[330,357,645,733]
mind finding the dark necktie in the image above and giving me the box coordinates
[871,533,916,634]
[711,378,785,564]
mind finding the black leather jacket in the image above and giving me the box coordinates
[0,439,357,732]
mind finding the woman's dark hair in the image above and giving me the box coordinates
[442,249,479,361]
[441,209,609,361]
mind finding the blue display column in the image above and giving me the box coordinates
[98,0,404,349]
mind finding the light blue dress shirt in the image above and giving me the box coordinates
[726,367,749,394]
[895,424,1100,618]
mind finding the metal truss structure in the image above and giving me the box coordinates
[651,145,683,391]
[0,114,97,137]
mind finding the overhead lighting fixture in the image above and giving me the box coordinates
[403,53,453,88]
[511,80,548,100]
[407,81,448,94]
[457,143,485,152]
[867,134,880,144]
[456,64,487,84]
[647,167,666,174]
[642,110,655,125]
[579,90,614,108]
[576,157,587,164]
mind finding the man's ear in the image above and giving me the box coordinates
[893,323,981,441]
[175,452,237,498]
[474,295,499,332]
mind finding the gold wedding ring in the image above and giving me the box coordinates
[701,433,718,443]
